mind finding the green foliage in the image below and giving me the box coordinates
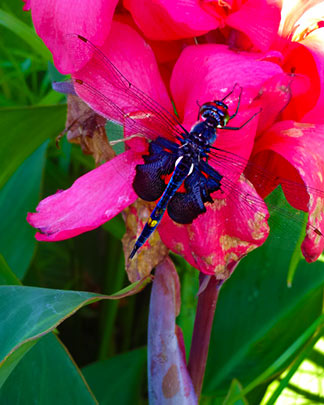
[0,334,97,404]
[1,3,324,404]
[83,348,147,404]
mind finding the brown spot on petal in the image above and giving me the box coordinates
[219,235,250,251]
[162,364,180,398]
[173,242,184,253]
[308,196,324,245]
[211,199,227,211]
[187,225,196,241]
[248,212,269,240]
[282,123,314,138]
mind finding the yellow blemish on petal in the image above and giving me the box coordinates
[308,196,324,245]
[219,235,250,251]
[282,123,314,138]
[173,242,184,253]
[310,197,324,222]
[187,226,195,241]
[224,251,239,263]
[214,265,230,280]
[318,172,323,183]
[211,199,227,211]
[202,255,214,266]
[248,212,269,240]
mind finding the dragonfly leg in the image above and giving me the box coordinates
[221,109,261,131]
[228,86,243,121]
[221,83,239,102]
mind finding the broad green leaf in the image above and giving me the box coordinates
[0,142,48,278]
[0,286,99,387]
[0,9,52,61]
[0,340,37,390]
[106,275,153,299]
[202,197,324,401]
[0,333,97,404]
[0,280,152,386]
[0,105,66,189]
[0,255,20,286]
[83,348,147,404]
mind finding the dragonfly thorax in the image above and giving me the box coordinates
[189,120,217,146]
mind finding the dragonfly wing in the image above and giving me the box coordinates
[71,35,187,142]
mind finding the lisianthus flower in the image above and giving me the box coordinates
[27,20,324,275]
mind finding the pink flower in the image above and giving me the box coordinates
[124,0,282,52]
[25,1,324,275]
[27,19,324,275]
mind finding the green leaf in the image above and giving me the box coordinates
[0,255,20,286]
[0,333,97,404]
[0,280,152,386]
[203,204,324,400]
[223,379,249,405]
[0,9,52,61]
[263,330,324,405]
[0,340,37,391]
[0,105,66,189]
[82,347,147,404]
[0,286,100,378]
[0,286,99,354]
[0,142,48,278]
[105,275,153,299]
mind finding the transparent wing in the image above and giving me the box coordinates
[70,34,187,142]
[205,150,323,240]
[208,146,324,204]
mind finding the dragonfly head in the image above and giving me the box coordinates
[199,101,230,128]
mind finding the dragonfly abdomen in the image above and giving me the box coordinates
[129,157,193,258]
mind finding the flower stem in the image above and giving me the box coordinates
[187,274,222,399]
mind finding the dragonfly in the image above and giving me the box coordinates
[71,35,324,260]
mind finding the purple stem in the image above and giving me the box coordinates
[187,274,222,399]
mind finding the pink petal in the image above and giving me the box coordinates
[148,258,197,403]
[299,28,324,123]
[281,40,320,121]
[27,150,143,241]
[72,21,173,136]
[253,72,304,134]
[124,0,218,40]
[28,0,118,73]
[158,178,269,275]
[251,120,324,261]
[226,0,282,51]
[170,44,283,124]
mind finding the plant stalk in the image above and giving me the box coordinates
[187,274,221,399]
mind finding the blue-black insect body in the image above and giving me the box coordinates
[129,92,257,258]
